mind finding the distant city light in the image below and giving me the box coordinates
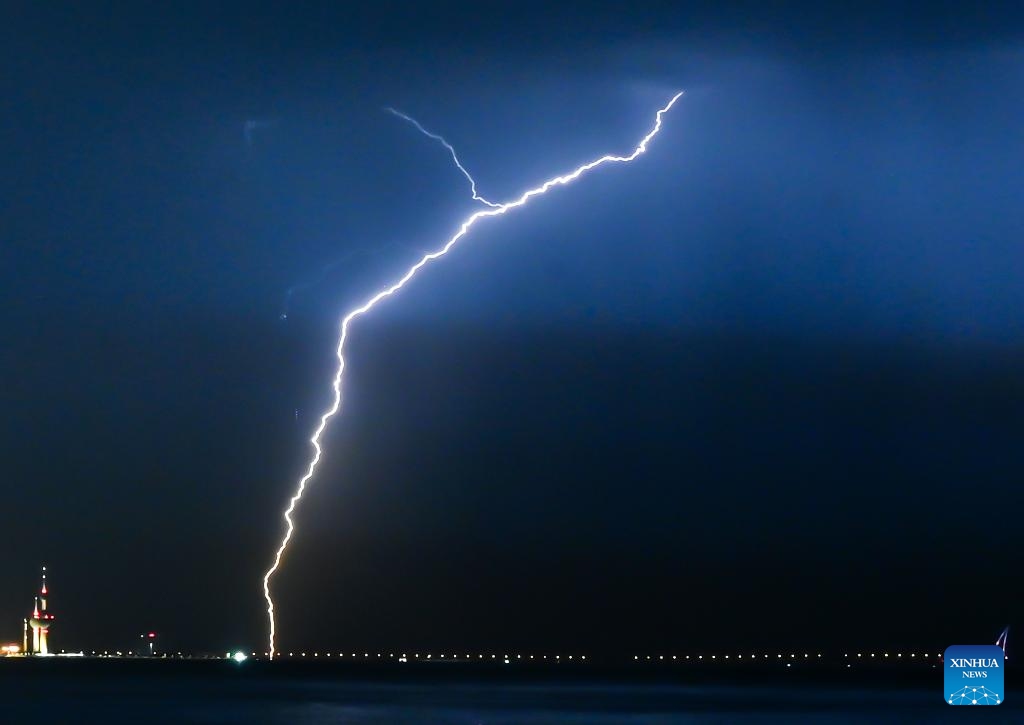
[45,645,945,668]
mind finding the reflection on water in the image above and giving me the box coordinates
[0,664,1015,723]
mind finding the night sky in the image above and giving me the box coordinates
[2,3,1022,655]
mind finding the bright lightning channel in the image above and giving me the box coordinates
[263,91,684,659]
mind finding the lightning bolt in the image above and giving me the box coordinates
[262,91,684,659]
[385,106,501,207]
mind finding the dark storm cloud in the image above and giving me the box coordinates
[243,119,277,146]
[2,2,1023,654]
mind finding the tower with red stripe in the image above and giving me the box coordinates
[28,566,53,655]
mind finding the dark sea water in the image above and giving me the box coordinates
[0,660,1017,723]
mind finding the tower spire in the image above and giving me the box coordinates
[28,565,53,655]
